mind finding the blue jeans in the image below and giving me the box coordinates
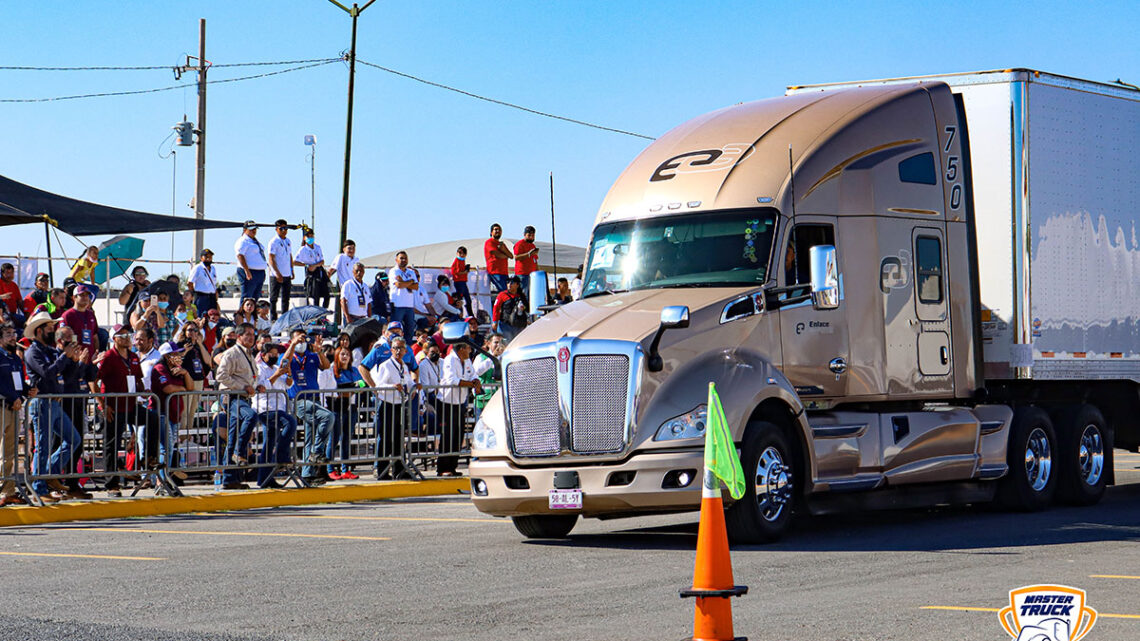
[488,273,509,295]
[29,399,81,495]
[257,410,296,486]
[194,293,218,314]
[296,399,334,478]
[223,399,258,484]
[155,415,180,468]
[238,269,266,301]
[327,398,357,474]
[391,306,416,335]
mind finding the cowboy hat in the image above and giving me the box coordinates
[23,311,57,340]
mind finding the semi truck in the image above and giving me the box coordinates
[451,69,1140,542]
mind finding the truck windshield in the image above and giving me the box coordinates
[582,208,778,297]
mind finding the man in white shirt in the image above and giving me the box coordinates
[295,227,330,308]
[134,328,162,391]
[253,342,295,488]
[570,263,584,301]
[234,221,268,301]
[438,341,481,476]
[188,248,219,314]
[267,219,298,322]
[388,251,419,340]
[340,262,372,323]
[329,239,359,290]
[370,336,414,479]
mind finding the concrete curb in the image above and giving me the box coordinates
[0,479,470,528]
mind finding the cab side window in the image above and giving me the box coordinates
[915,235,943,303]
[784,224,835,286]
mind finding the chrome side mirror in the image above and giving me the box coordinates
[528,271,549,315]
[648,305,690,372]
[660,305,690,329]
[809,245,840,310]
[439,321,469,344]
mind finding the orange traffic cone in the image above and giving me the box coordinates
[680,469,748,641]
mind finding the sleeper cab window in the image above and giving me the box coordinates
[915,235,943,304]
[898,152,937,185]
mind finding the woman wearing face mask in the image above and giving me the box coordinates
[432,276,462,323]
[118,266,150,317]
[295,227,330,309]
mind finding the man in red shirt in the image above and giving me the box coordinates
[513,225,539,298]
[483,223,513,295]
[23,273,50,316]
[0,263,23,329]
[492,276,528,342]
[96,324,161,495]
[449,245,475,317]
[61,285,99,371]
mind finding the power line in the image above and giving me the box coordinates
[0,58,340,71]
[356,59,655,140]
[0,59,341,103]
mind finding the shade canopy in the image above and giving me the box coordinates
[0,174,243,236]
[360,238,587,273]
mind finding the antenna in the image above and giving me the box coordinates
[788,144,799,284]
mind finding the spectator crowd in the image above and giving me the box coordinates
[0,219,579,505]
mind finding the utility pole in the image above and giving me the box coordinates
[549,172,558,277]
[328,0,375,327]
[193,18,208,260]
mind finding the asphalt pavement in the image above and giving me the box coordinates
[0,451,1137,640]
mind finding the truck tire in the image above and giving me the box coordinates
[1054,404,1109,506]
[511,514,578,539]
[997,406,1058,511]
[725,421,797,544]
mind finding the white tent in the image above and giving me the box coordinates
[358,238,586,274]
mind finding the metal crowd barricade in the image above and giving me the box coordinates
[0,398,28,504]
[414,382,488,477]
[19,391,177,505]
[293,385,411,482]
[165,388,296,489]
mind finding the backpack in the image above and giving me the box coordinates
[499,294,529,328]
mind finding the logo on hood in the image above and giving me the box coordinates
[650,143,754,183]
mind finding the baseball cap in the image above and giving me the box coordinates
[221,326,236,337]
[112,324,130,336]
[201,248,214,257]
[74,285,94,298]
[386,321,403,331]
[158,341,185,357]
[243,220,258,230]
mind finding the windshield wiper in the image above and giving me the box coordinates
[582,288,629,299]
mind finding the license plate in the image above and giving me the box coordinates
[548,489,582,510]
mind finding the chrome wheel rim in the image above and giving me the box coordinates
[1024,427,1053,492]
[1078,424,1105,487]
[755,446,792,522]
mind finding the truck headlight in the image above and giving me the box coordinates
[472,416,498,451]
[654,405,708,441]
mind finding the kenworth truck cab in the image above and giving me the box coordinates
[456,70,1140,542]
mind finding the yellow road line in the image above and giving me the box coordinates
[1090,575,1140,580]
[922,606,1140,620]
[0,551,166,561]
[57,527,389,541]
[199,512,501,524]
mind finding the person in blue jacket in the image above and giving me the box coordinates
[0,322,29,505]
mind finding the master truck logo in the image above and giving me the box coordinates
[999,585,1097,641]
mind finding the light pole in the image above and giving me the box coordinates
[327,0,376,253]
[305,134,317,231]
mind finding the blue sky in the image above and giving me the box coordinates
[1,1,1137,280]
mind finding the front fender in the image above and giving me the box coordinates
[635,347,807,449]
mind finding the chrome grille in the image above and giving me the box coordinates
[505,358,561,456]
[571,354,630,453]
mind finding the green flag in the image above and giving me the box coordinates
[704,382,746,500]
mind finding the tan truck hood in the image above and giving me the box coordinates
[510,287,752,347]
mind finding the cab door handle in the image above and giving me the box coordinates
[940,346,949,365]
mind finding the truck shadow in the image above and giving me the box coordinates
[529,483,1140,552]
